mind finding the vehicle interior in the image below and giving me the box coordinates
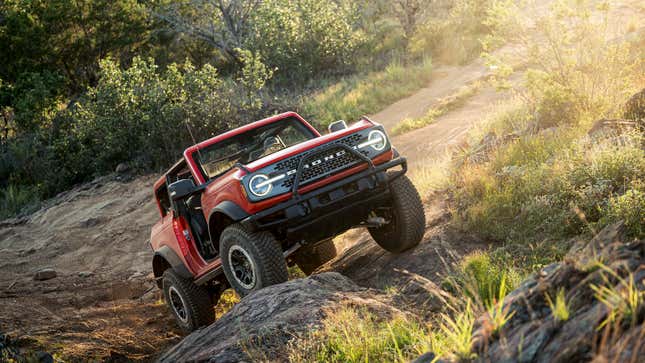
[162,161,218,260]
[194,116,316,181]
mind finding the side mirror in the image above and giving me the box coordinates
[168,179,196,201]
[328,120,348,133]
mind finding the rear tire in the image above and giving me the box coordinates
[293,239,338,275]
[220,223,288,297]
[368,174,425,253]
[162,269,215,333]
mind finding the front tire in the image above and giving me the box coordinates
[220,223,288,297]
[162,270,215,333]
[368,174,425,253]
[293,239,338,275]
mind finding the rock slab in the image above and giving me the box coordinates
[158,272,400,363]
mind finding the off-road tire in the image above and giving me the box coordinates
[162,269,215,333]
[293,239,338,275]
[368,173,425,253]
[220,223,288,297]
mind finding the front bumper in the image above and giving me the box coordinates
[242,156,407,245]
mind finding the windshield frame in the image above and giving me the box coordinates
[189,115,319,183]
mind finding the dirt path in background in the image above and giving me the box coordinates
[370,61,490,132]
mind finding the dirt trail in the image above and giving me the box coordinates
[370,61,490,132]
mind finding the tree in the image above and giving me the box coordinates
[392,0,433,44]
[153,0,261,65]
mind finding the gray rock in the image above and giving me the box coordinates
[470,222,644,363]
[78,271,93,278]
[159,272,401,362]
[33,268,57,281]
[115,163,129,174]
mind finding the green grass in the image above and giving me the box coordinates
[392,82,481,135]
[286,307,432,363]
[444,250,521,307]
[590,264,644,329]
[545,288,570,322]
[299,58,433,127]
[450,99,645,244]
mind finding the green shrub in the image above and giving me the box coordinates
[0,184,41,219]
[602,183,645,238]
[68,56,269,174]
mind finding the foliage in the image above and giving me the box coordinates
[156,0,367,83]
[285,307,431,363]
[409,0,497,64]
[70,56,267,173]
[450,0,644,244]
[445,250,521,306]
[0,184,41,219]
[0,56,269,207]
[545,288,570,322]
[483,0,643,120]
[590,264,644,329]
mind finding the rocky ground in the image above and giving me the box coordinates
[154,223,643,362]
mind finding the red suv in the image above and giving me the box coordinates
[150,112,425,332]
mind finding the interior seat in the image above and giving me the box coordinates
[185,194,217,258]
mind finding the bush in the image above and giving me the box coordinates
[246,0,366,82]
[452,103,645,243]
[410,0,496,64]
[0,55,271,217]
[68,56,269,174]
[0,184,41,219]
[602,184,645,238]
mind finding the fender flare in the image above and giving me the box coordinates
[207,201,250,243]
[208,200,249,222]
[153,245,192,286]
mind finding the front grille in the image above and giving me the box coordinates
[276,134,369,189]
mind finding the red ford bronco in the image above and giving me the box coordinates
[150,112,425,332]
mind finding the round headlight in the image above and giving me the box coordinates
[368,130,387,151]
[249,174,272,197]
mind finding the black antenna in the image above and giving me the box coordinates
[183,119,204,164]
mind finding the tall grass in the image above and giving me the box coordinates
[299,58,433,126]
[285,307,432,363]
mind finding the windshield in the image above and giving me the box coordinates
[194,116,316,179]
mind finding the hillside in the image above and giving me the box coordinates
[1,0,644,361]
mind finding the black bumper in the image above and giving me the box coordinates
[242,156,407,244]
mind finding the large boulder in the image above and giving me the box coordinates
[158,272,402,363]
[470,222,644,363]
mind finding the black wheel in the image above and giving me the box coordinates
[162,269,215,333]
[293,239,338,275]
[220,223,288,297]
[368,173,425,253]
